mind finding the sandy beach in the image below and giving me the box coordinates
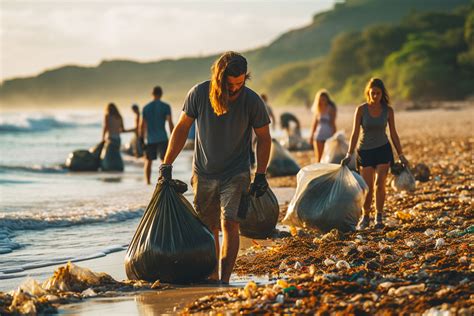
[1,104,473,315]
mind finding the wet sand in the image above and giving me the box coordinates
[2,105,473,315]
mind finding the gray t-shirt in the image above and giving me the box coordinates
[183,81,270,179]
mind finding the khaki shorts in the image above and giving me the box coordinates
[191,171,250,231]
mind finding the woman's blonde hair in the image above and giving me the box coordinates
[311,89,336,114]
[209,51,250,116]
[365,78,390,105]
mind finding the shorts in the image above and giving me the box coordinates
[357,142,394,169]
[145,141,168,161]
[191,171,250,231]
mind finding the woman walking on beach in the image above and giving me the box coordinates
[101,103,126,171]
[308,89,337,162]
[341,78,408,229]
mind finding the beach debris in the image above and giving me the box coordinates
[434,238,445,249]
[335,260,350,270]
[324,258,336,266]
[266,139,300,177]
[413,163,431,182]
[388,284,425,296]
[424,229,436,237]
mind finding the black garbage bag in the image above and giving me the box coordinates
[283,164,368,232]
[100,138,124,171]
[413,163,430,182]
[267,139,300,177]
[125,179,217,283]
[65,150,99,171]
[240,188,279,239]
[89,141,105,161]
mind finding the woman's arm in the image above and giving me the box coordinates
[347,106,362,155]
[102,115,108,141]
[387,106,408,164]
[330,107,337,136]
[308,113,319,145]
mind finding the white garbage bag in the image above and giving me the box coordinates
[283,163,367,232]
[320,131,356,170]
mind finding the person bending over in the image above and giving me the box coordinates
[159,51,271,284]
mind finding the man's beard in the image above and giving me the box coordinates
[228,84,245,97]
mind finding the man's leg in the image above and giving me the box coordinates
[191,174,221,281]
[144,159,152,185]
[219,172,250,284]
[220,219,240,284]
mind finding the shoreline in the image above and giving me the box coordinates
[1,106,472,314]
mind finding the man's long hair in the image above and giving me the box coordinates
[209,51,250,116]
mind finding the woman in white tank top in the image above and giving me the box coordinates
[308,89,337,162]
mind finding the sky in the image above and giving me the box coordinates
[0,0,335,81]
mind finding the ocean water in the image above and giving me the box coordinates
[0,110,195,286]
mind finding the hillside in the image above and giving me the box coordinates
[0,0,469,108]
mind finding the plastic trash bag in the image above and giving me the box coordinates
[123,135,143,157]
[65,150,100,171]
[391,163,416,192]
[267,139,300,177]
[281,128,311,152]
[240,188,279,239]
[283,163,368,232]
[100,138,124,171]
[321,131,356,170]
[125,179,217,283]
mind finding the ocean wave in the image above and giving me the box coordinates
[0,207,144,232]
[0,113,101,133]
[0,164,67,174]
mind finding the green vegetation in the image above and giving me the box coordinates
[268,4,474,105]
[0,0,471,108]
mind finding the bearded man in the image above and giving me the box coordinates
[159,51,271,284]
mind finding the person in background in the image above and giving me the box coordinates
[279,112,301,138]
[101,103,127,171]
[129,104,143,157]
[308,89,337,162]
[159,51,271,284]
[260,94,276,130]
[102,102,125,143]
[341,78,408,229]
[140,86,174,185]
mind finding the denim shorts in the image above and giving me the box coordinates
[191,171,250,231]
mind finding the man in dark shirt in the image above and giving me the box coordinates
[140,86,174,184]
[159,52,271,284]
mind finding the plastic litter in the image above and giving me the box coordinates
[283,164,367,232]
[389,284,425,296]
[239,188,279,239]
[266,139,300,177]
[434,238,445,249]
[424,229,436,237]
[335,260,350,270]
[320,131,356,169]
[42,262,115,292]
[125,179,217,283]
[324,258,336,266]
